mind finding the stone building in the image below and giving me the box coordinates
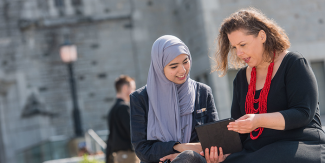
[0,0,324,162]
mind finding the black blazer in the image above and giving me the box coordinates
[130,82,219,163]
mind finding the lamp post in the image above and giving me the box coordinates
[60,41,83,137]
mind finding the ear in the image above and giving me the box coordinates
[258,30,266,43]
[121,84,129,93]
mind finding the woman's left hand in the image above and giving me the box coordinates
[159,153,179,163]
[200,146,229,163]
[227,114,260,134]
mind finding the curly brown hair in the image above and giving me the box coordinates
[212,8,290,76]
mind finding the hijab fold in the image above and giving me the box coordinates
[146,35,196,143]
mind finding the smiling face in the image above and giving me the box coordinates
[163,54,190,84]
[227,29,267,68]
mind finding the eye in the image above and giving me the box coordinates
[232,46,236,49]
[240,44,246,47]
[184,60,189,64]
[171,66,177,69]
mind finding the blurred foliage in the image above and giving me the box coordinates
[79,155,104,163]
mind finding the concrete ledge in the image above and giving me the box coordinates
[43,154,104,163]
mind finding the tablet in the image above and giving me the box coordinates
[195,118,242,154]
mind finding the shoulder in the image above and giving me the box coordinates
[130,86,148,117]
[118,102,129,109]
[237,67,247,76]
[282,51,309,72]
[114,100,129,112]
[196,82,211,92]
[284,51,305,64]
[233,67,247,83]
[196,82,216,96]
[130,85,148,106]
[130,85,147,99]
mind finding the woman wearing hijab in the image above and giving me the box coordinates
[130,35,221,163]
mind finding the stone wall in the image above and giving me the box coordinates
[0,0,325,162]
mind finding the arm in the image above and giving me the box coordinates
[206,86,219,122]
[280,58,317,130]
[130,93,178,162]
[117,105,132,139]
[228,113,285,134]
[255,112,285,130]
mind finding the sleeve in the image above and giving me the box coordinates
[206,86,219,122]
[117,105,131,140]
[231,77,243,120]
[130,94,179,162]
[280,58,318,130]
[231,76,248,143]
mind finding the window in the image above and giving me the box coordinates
[71,0,82,6]
[54,0,65,16]
[54,0,64,7]
[71,0,83,15]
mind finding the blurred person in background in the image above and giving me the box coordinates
[209,8,325,163]
[130,35,221,163]
[106,75,138,163]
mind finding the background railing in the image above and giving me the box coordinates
[17,130,108,163]
[85,129,108,154]
[18,135,69,163]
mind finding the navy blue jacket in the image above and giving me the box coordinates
[130,82,219,163]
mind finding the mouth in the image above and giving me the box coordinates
[243,57,251,63]
[176,74,186,80]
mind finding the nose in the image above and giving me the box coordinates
[179,65,186,74]
[236,48,243,57]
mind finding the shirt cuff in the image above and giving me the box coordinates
[172,141,181,153]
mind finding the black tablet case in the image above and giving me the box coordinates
[195,118,242,154]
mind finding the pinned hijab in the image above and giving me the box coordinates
[146,35,197,143]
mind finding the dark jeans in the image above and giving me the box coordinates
[106,153,114,163]
[171,150,206,163]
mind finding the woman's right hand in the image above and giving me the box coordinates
[159,153,179,163]
[200,146,230,163]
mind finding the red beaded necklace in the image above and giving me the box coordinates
[245,50,275,140]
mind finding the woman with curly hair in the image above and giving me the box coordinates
[209,8,325,163]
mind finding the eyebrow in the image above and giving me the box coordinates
[231,41,245,47]
[169,57,189,66]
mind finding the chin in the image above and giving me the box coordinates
[247,62,257,68]
[174,79,186,85]
[179,81,186,84]
[173,81,184,85]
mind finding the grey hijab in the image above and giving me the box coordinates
[146,35,197,143]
